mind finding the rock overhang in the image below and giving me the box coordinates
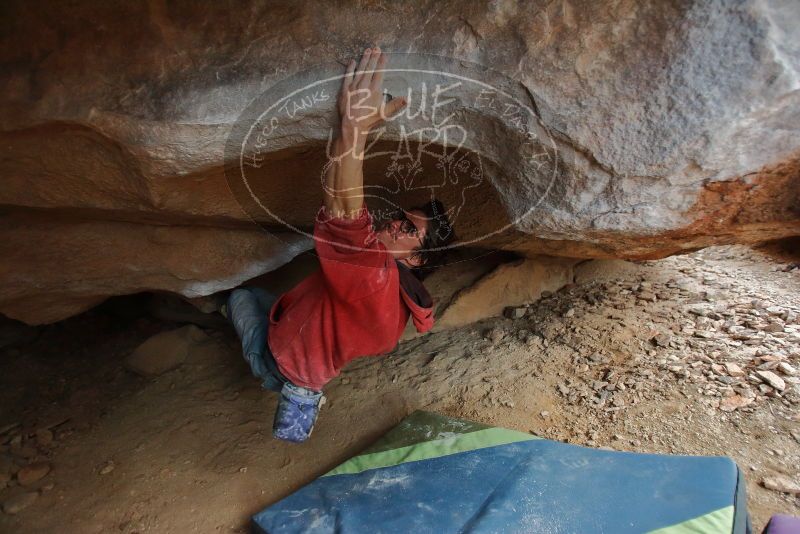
[0,0,798,324]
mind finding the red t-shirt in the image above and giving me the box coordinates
[266,203,434,391]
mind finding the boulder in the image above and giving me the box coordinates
[399,250,511,340]
[125,325,209,377]
[2,491,38,515]
[762,474,800,496]
[756,370,786,391]
[16,462,50,487]
[504,306,527,320]
[435,257,577,329]
[0,213,311,325]
[0,0,798,324]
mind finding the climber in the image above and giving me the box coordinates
[225,46,455,443]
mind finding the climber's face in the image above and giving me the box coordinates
[375,208,428,266]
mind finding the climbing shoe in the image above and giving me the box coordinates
[272,382,325,443]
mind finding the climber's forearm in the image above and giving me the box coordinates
[323,124,369,219]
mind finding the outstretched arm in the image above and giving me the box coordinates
[323,46,406,219]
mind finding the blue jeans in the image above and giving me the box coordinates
[227,286,289,392]
[228,287,325,442]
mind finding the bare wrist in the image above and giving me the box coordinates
[339,123,368,147]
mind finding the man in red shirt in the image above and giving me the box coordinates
[226,46,455,442]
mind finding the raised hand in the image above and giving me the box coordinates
[322,46,407,220]
[338,46,406,136]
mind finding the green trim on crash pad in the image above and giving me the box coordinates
[359,411,496,455]
[323,426,537,477]
[647,506,734,534]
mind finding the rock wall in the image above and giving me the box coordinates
[433,256,578,331]
[1,0,798,324]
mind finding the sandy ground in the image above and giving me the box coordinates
[1,244,798,533]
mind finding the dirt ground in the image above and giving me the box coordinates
[1,244,798,533]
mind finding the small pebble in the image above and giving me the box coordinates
[2,491,38,514]
[99,461,115,475]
